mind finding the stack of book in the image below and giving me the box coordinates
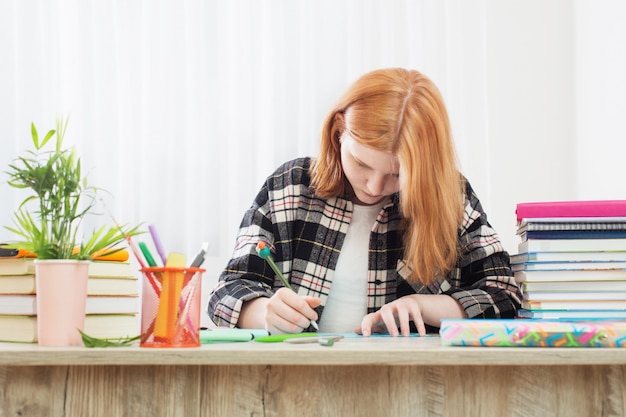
[0,252,140,343]
[512,200,626,320]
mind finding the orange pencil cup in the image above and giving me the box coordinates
[140,266,204,348]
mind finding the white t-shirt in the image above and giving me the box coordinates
[318,199,387,333]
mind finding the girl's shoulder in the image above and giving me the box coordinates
[268,157,314,189]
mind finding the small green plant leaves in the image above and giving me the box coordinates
[79,329,141,348]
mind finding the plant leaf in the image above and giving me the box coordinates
[31,122,39,148]
[40,129,56,149]
[79,329,141,348]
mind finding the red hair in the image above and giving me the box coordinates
[311,68,464,284]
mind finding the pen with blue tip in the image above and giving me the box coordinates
[255,241,319,331]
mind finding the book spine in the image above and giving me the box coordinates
[519,222,626,233]
[521,230,626,240]
[516,200,626,222]
[518,238,626,253]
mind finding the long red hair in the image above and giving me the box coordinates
[311,68,464,284]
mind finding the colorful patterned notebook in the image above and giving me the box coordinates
[439,319,626,348]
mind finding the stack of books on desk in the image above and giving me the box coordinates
[512,200,626,321]
[0,255,140,343]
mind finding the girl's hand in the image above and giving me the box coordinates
[357,295,427,337]
[265,287,320,334]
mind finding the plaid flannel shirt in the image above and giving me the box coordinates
[208,157,521,328]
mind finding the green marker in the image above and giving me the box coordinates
[200,328,270,343]
[254,332,319,343]
[139,242,157,267]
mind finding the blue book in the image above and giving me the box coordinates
[521,230,626,240]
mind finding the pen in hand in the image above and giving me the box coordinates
[255,241,319,331]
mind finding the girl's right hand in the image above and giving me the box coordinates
[265,287,320,334]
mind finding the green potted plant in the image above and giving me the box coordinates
[2,116,141,346]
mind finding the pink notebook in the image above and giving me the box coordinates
[516,200,626,222]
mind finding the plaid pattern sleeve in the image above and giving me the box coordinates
[441,180,522,318]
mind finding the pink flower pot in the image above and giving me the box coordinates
[35,260,90,346]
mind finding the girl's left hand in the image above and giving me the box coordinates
[357,295,427,337]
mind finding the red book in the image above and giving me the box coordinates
[516,200,626,222]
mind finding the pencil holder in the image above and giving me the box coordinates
[139,266,204,348]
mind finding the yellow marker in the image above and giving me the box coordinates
[167,253,187,337]
[154,252,187,342]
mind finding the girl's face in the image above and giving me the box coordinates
[340,133,400,205]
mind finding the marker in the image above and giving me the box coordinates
[148,224,168,265]
[199,328,270,343]
[190,242,208,268]
[154,252,187,341]
[283,335,344,346]
[255,241,319,331]
[254,332,319,343]
[138,242,157,267]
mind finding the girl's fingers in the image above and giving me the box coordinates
[266,289,318,333]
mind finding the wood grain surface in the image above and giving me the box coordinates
[1,337,625,416]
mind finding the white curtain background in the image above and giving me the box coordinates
[1,0,625,324]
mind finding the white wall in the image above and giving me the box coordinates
[574,1,626,200]
[482,1,577,253]
[481,0,626,254]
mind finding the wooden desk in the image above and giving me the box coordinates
[1,336,625,416]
